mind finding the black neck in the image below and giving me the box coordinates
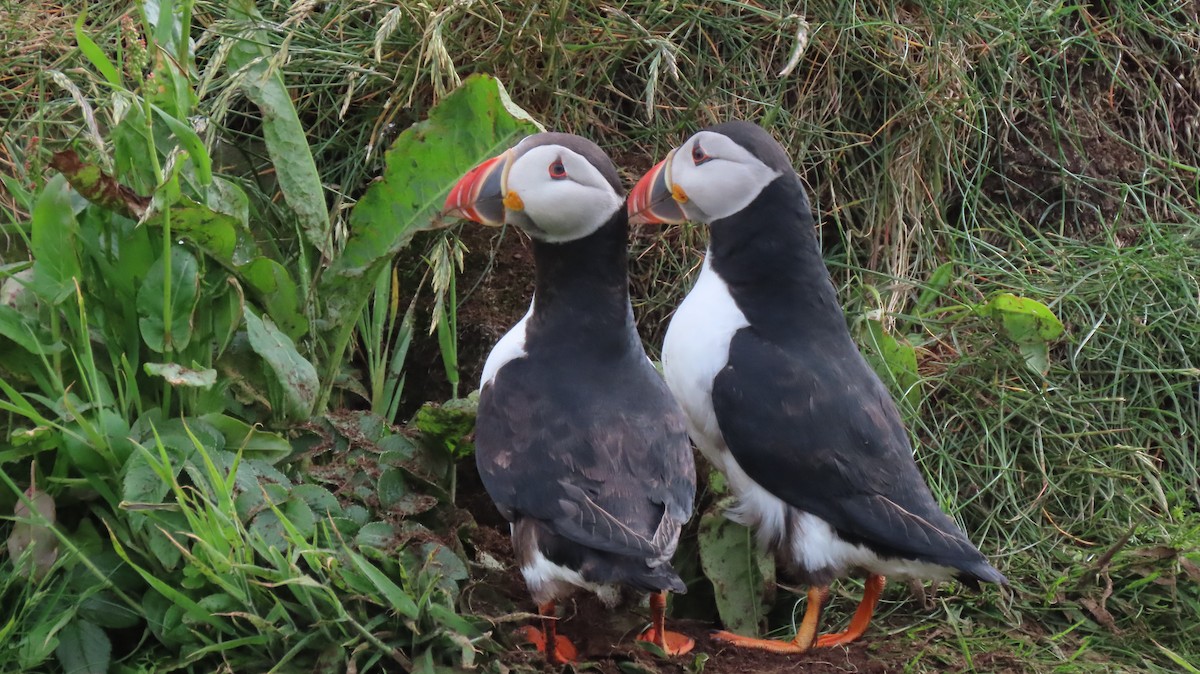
[525,209,638,351]
[708,177,846,341]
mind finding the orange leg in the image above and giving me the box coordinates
[814,574,886,648]
[518,601,579,664]
[712,584,830,653]
[636,591,695,656]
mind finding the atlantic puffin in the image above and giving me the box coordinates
[626,121,1006,653]
[444,133,697,663]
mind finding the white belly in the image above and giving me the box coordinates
[661,254,748,465]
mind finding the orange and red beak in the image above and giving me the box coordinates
[628,149,687,225]
[444,151,513,226]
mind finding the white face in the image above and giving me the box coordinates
[504,144,623,243]
[669,130,782,223]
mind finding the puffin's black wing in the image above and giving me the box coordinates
[711,328,1002,582]
[475,354,696,561]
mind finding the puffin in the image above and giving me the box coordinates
[444,133,697,663]
[626,120,1006,653]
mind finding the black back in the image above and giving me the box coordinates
[706,158,1004,584]
[475,209,696,588]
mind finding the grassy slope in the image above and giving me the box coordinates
[3,1,1198,671]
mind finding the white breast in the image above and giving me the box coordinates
[662,254,748,465]
[481,301,534,388]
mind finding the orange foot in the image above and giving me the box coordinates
[637,627,695,656]
[518,625,579,663]
[815,630,858,648]
[711,630,811,654]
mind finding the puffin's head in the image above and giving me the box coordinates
[628,120,791,225]
[444,132,624,243]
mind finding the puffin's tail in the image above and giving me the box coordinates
[955,559,1008,590]
[585,554,687,595]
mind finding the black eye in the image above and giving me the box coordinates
[548,160,568,179]
[691,144,712,165]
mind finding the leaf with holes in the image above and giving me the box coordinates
[978,293,1065,374]
[244,309,319,420]
[697,504,774,636]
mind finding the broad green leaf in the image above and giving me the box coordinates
[111,103,157,192]
[378,433,418,464]
[207,177,251,232]
[144,511,186,570]
[149,103,211,184]
[210,276,244,358]
[54,619,111,674]
[75,209,154,309]
[290,484,342,517]
[697,506,774,636]
[226,0,330,259]
[355,521,397,550]
[141,590,189,646]
[979,293,1066,374]
[318,74,542,396]
[146,194,238,263]
[417,541,469,597]
[75,14,120,86]
[30,174,82,299]
[63,421,111,473]
[861,318,920,409]
[200,413,293,462]
[122,450,171,507]
[244,310,319,420]
[144,362,218,388]
[981,293,1065,342]
[238,258,307,339]
[377,468,407,507]
[0,305,65,355]
[137,246,201,353]
[250,499,316,551]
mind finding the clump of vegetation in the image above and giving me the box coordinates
[2,1,1197,673]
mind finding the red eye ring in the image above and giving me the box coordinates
[548,160,568,179]
[691,144,712,165]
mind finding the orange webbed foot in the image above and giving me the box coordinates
[814,630,858,648]
[518,625,579,663]
[637,627,695,656]
[710,630,812,654]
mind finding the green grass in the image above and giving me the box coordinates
[3,0,1199,672]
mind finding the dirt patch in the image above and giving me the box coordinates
[454,224,537,389]
[397,223,534,419]
[983,39,1198,239]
